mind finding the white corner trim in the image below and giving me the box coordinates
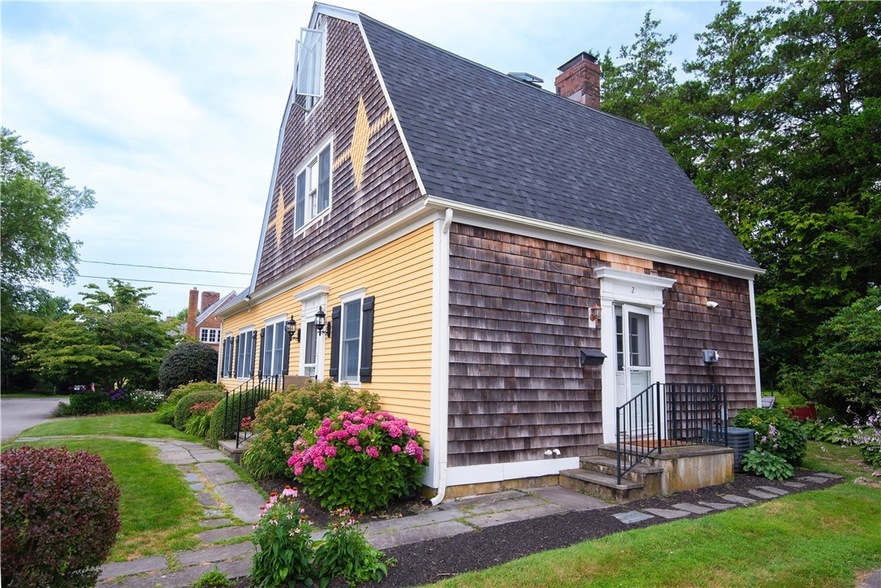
[749,278,762,406]
[446,457,580,487]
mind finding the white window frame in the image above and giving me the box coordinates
[295,287,328,378]
[199,328,220,344]
[293,19,326,112]
[338,289,366,385]
[262,316,286,377]
[236,328,255,380]
[294,141,332,233]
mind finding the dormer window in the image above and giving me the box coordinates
[293,22,326,112]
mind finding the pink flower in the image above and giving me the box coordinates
[282,485,297,498]
[313,456,327,471]
[388,424,402,438]
[293,463,304,476]
[366,446,379,459]
[391,444,401,454]
[353,445,362,452]
[324,445,337,458]
[405,440,420,456]
[347,437,359,447]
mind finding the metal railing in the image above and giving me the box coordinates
[220,375,282,448]
[615,382,728,484]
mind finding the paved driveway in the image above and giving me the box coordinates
[1,397,67,441]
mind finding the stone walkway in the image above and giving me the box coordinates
[12,436,852,587]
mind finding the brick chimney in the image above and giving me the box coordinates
[555,52,601,109]
[200,291,220,313]
[186,288,198,338]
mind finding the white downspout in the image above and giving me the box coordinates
[430,208,453,506]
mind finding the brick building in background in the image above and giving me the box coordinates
[185,288,236,350]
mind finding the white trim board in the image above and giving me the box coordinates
[446,457,581,487]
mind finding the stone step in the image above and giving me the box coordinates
[216,439,247,463]
[580,456,663,494]
[559,468,645,503]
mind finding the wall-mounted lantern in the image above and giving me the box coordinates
[285,315,300,342]
[315,306,330,338]
[588,304,602,329]
[580,348,606,366]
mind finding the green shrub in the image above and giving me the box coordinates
[61,390,114,415]
[207,388,263,446]
[741,448,795,480]
[289,409,427,513]
[241,379,381,479]
[174,391,226,431]
[734,407,807,466]
[801,418,857,444]
[155,381,224,425]
[1,446,121,588]
[185,400,219,438]
[158,342,219,392]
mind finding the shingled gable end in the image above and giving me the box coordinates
[217,3,763,501]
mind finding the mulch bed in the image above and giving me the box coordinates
[249,472,839,588]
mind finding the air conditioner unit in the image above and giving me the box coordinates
[727,427,755,473]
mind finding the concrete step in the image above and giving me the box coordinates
[559,468,645,503]
[580,455,663,496]
[216,439,247,463]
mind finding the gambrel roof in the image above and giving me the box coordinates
[357,12,758,269]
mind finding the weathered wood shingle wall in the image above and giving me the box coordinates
[656,264,757,413]
[448,225,603,468]
[255,17,422,290]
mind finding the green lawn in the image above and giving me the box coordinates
[20,413,199,441]
[28,438,204,561]
[429,444,881,588]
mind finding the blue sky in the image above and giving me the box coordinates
[2,1,766,316]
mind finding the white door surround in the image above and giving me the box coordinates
[595,267,676,443]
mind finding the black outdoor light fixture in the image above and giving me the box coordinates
[285,315,299,342]
[315,306,330,338]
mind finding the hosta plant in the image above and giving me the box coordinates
[289,408,427,513]
[741,448,794,480]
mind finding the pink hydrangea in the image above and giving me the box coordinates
[391,444,401,454]
[366,446,379,459]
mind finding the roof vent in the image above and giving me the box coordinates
[507,72,544,87]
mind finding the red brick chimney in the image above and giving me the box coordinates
[555,52,601,109]
[186,288,198,338]
[200,291,220,312]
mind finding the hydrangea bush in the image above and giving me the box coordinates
[289,409,427,513]
[1,446,121,588]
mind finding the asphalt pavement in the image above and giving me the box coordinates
[0,396,67,441]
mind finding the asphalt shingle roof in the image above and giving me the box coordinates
[360,15,758,269]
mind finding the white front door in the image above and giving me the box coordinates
[616,305,654,428]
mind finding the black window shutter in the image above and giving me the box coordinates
[318,146,330,211]
[232,335,239,378]
[220,337,227,377]
[258,328,266,379]
[250,331,257,377]
[282,326,291,376]
[329,305,342,381]
[359,296,375,383]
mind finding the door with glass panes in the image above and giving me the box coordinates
[615,305,654,427]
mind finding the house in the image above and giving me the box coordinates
[217,3,763,501]
[186,288,236,349]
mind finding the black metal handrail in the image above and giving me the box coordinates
[615,382,729,484]
[616,382,664,484]
[666,383,728,446]
[220,375,282,448]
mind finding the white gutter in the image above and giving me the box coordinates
[429,208,453,505]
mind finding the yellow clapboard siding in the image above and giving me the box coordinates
[220,222,435,438]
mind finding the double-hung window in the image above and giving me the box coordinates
[235,329,256,379]
[329,292,375,385]
[260,319,287,377]
[295,144,331,231]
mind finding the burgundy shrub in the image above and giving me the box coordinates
[1,446,121,588]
